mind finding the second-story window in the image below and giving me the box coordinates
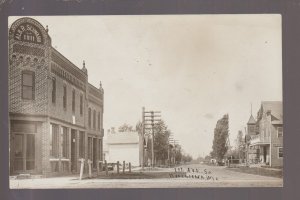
[277,127,283,137]
[93,110,96,130]
[88,108,91,128]
[80,94,83,115]
[98,112,100,130]
[22,71,35,100]
[72,89,75,113]
[52,78,56,103]
[63,85,67,110]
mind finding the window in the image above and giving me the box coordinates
[52,78,56,103]
[11,121,37,133]
[50,124,59,158]
[277,127,283,137]
[88,108,91,128]
[79,131,85,158]
[63,85,67,109]
[61,126,69,158]
[72,89,75,112]
[93,110,96,129]
[80,94,83,115]
[22,71,35,100]
[98,112,100,130]
[278,147,283,158]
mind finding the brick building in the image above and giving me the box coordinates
[246,101,283,167]
[9,17,104,177]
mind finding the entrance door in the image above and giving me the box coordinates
[263,146,267,163]
[14,134,35,172]
[93,138,97,168]
[71,130,77,172]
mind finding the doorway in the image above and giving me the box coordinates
[93,138,97,168]
[71,130,77,172]
[263,146,267,163]
[14,134,35,172]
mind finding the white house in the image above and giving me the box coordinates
[106,131,142,166]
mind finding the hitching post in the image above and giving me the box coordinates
[117,161,120,174]
[129,162,131,173]
[79,158,84,180]
[88,159,92,178]
[123,161,125,174]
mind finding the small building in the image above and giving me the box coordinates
[106,131,143,166]
[9,17,104,177]
[246,101,283,167]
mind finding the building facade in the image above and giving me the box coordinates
[246,101,283,167]
[9,17,104,177]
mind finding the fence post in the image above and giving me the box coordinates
[123,161,125,174]
[129,162,131,173]
[105,160,108,176]
[117,161,120,174]
[79,158,84,180]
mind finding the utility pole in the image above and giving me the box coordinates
[143,109,161,168]
[142,107,145,170]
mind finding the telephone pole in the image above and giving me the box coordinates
[142,108,161,168]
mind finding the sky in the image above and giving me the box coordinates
[9,15,282,158]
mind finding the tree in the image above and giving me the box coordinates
[152,120,170,164]
[118,123,133,132]
[181,154,193,163]
[235,130,245,160]
[211,114,229,162]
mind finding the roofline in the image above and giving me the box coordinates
[51,47,87,78]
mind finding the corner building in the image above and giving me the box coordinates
[9,17,104,177]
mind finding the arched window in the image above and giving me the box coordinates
[98,112,100,130]
[63,85,67,109]
[93,110,96,130]
[52,78,56,103]
[72,89,75,112]
[22,71,35,100]
[80,94,83,115]
[88,108,91,128]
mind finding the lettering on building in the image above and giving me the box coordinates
[13,23,44,44]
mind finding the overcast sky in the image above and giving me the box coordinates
[9,15,282,158]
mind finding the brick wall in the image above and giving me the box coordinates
[9,55,49,115]
[48,70,86,127]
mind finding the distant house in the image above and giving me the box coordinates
[105,131,143,166]
[246,101,283,167]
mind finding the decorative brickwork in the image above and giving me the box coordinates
[9,17,104,177]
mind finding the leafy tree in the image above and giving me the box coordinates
[181,154,193,163]
[211,114,229,162]
[235,130,245,160]
[118,123,133,132]
[153,120,170,164]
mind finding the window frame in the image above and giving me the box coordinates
[88,108,91,128]
[98,112,100,130]
[61,126,69,159]
[93,110,96,130]
[63,85,67,110]
[278,147,283,158]
[277,127,283,137]
[80,94,83,116]
[51,78,56,104]
[79,131,85,158]
[72,89,75,113]
[21,70,35,100]
[50,123,59,158]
